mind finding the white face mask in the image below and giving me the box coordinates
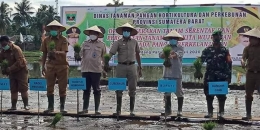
[89,35,97,40]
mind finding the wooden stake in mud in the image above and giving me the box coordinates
[1,90,2,119]
[37,91,40,122]
[69,71,86,122]
[77,89,79,122]
[29,78,47,124]
[0,78,10,121]
[164,114,166,124]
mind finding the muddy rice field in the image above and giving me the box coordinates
[0,87,260,130]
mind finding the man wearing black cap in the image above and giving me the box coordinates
[0,35,30,111]
[229,26,252,65]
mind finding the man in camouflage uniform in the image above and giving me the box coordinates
[241,28,260,120]
[200,30,232,118]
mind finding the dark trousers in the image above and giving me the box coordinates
[245,71,260,101]
[82,72,101,98]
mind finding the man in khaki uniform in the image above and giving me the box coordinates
[40,20,69,113]
[78,25,106,115]
[108,23,142,116]
[159,30,185,116]
[241,28,260,120]
[0,36,29,110]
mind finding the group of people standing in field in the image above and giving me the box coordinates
[0,20,259,121]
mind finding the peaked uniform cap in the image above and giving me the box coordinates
[116,23,138,36]
[212,30,222,35]
[163,30,184,41]
[45,20,66,32]
[239,27,260,39]
[83,25,104,38]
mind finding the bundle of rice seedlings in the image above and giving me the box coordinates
[193,57,203,80]
[162,46,172,67]
[74,43,81,62]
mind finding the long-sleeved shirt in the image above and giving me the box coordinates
[242,45,260,71]
[159,44,184,79]
[79,40,106,73]
[0,43,27,76]
[200,44,232,80]
[40,35,69,66]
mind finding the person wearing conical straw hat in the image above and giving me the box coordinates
[40,20,69,114]
[159,30,185,117]
[240,27,260,120]
[199,30,232,119]
[78,25,106,115]
[106,23,142,116]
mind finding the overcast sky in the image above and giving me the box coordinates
[5,0,260,14]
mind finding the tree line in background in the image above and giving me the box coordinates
[0,0,123,50]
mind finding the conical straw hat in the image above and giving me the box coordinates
[83,25,104,38]
[116,23,138,36]
[45,20,66,32]
[163,30,184,41]
[239,27,260,38]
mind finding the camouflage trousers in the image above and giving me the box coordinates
[203,70,228,101]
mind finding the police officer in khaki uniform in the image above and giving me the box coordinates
[78,25,106,115]
[40,20,69,113]
[241,28,260,120]
[159,30,185,116]
[0,36,29,110]
[108,23,142,116]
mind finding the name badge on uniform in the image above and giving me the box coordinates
[208,81,228,95]
[92,52,97,58]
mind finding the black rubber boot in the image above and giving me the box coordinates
[94,94,101,115]
[60,96,67,114]
[44,95,54,113]
[161,95,172,116]
[8,99,17,111]
[79,94,90,114]
[22,97,30,110]
[204,99,213,118]
[113,93,122,116]
[130,96,135,116]
[218,99,225,118]
[242,100,252,120]
[177,97,184,116]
